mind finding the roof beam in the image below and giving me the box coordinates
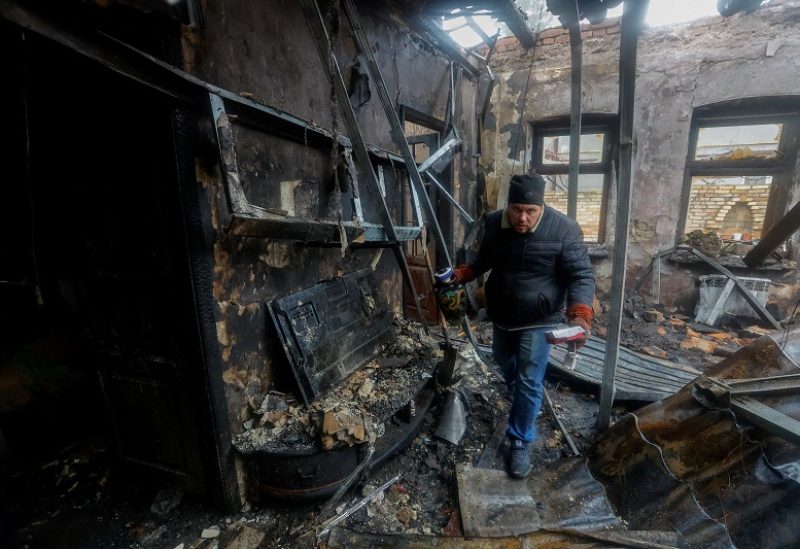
[493,0,535,48]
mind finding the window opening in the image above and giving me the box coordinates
[685,175,772,239]
[694,123,782,161]
[680,106,800,250]
[532,120,615,244]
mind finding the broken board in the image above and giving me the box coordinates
[269,269,394,404]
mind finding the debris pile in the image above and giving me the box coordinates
[233,320,441,454]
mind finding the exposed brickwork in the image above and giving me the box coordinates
[685,184,770,238]
[490,17,621,52]
[544,190,603,242]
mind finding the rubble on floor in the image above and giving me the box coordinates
[233,320,440,454]
[12,316,798,548]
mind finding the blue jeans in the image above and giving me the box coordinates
[492,325,552,443]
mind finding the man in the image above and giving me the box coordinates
[450,173,595,478]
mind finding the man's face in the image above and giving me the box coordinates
[507,203,543,233]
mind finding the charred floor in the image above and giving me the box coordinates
[2,0,800,548]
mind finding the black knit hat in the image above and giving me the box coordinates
[508,174,545,205]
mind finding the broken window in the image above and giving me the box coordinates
[680,105,800,245]
[694,123,782,161]
[532,118,615,243]
[685,175,772,239]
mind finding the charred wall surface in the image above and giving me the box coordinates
[180,0,480,500]
[482,0,800,314]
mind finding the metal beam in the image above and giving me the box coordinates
[425,172,475,225]
[300,0,428,321]
[598,0,649,432]
[494,0,535,48]
[678,245,782,329]
[744,199,800,267]
[344,0,454,268]
[418,17,482,79]
[730,396,800,447]
[567,19,582,221]
[417,136,463,174]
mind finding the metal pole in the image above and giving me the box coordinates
[598,0,648,431]
[342,0,453,268]
[567,17,582,221]
[299,0,428,325]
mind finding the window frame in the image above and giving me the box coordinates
[677,105,800,243]
[530,115,617,243]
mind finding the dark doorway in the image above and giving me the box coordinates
[0,24,223,543]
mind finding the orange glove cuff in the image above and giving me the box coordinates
[567,304,593,326]
[452,264,476,284]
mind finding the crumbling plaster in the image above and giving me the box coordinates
[483,1,800,309]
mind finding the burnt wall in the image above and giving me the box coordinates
[180,0,480,500]
[482,1,800,313]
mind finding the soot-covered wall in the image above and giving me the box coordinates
[180,0,480,499]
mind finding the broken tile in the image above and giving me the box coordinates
[668,318,686,329]
[224,525,265,549]
[643,310,664,323]
[680,337,718,354]
[201,525,221,539]
[641,346,668,359]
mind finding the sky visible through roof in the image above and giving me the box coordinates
[445,0,747,48]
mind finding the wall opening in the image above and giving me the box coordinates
[531,115,616,243]
[679,98,800,250]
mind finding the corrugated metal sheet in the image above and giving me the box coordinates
[549,335,702,401]
[589,332,800,548]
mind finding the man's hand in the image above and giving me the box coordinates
[451,264,476,284]
[566,304,593,349]
[567,317,590,349]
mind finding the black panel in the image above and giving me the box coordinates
[269,269,394,404]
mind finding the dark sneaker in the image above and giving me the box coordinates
[508,439,532,479]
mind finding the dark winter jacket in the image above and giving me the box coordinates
[470,206,595,329]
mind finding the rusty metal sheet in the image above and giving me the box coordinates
[549,335,702,401]
[589,332,800,548]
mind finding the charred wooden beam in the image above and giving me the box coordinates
[418,17,482,78]
[744,200,800,267]
[493,0,535,48]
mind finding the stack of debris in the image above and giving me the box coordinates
[233,320,440,454]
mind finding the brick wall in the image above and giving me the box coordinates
[490,17,621,53]
[685,184,770,238]
[544,190,603,242]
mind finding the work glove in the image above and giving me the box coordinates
[566,304,592,350]
[451,264,476,284]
